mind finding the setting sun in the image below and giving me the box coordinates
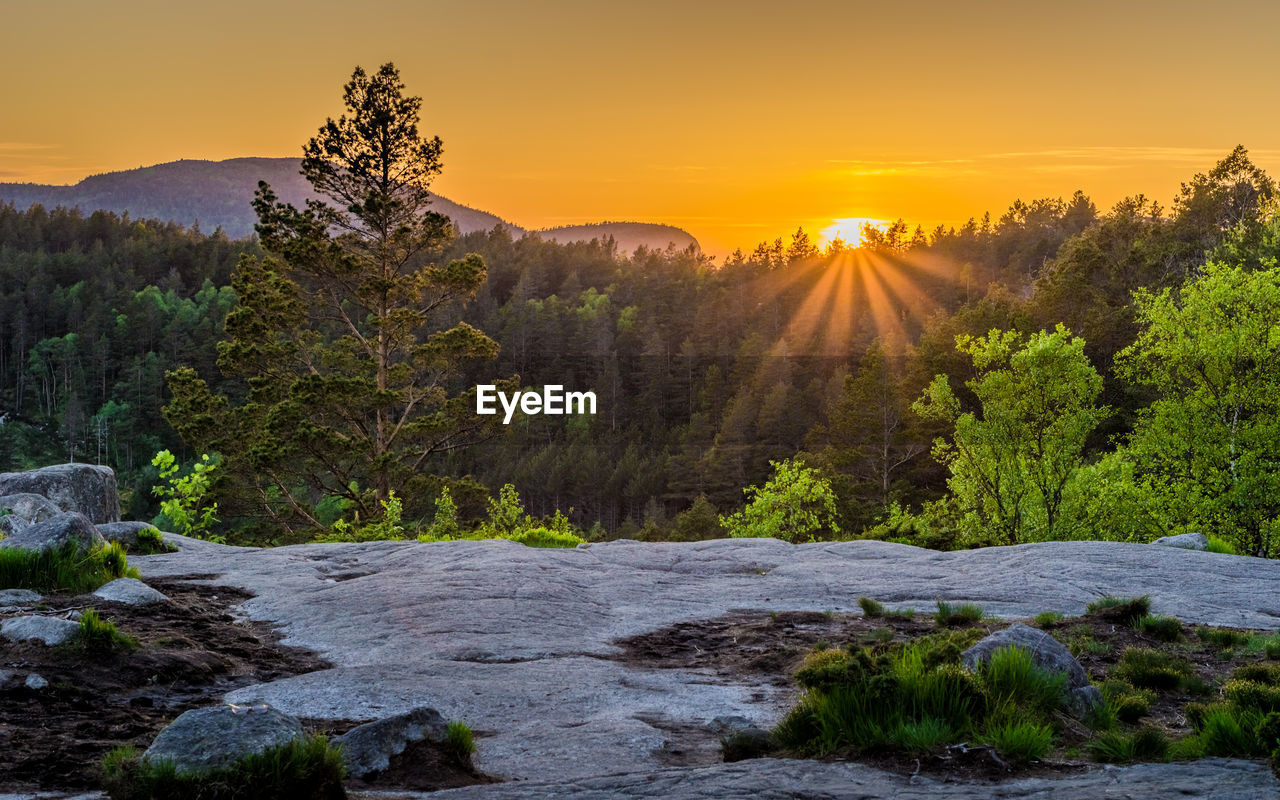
[819,217,889,249]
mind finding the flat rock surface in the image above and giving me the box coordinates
[137,537,1280,794]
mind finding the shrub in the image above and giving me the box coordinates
[1033,611,1064,627]
[1197,626,1251,651]
[502,526,584,548]
[1088,726,1169,763]
[1260,633,1280,660]
[318,491,406,543]
[66,609,138,653]
[1224,680,1280,714]
[719,458,841,543]
[1100,680,1154,723]
[133,528,178,555]
[1114,648,1194,692]
[858,597,885,618]
[1206,536,1239,555]
[984,720,1053,763]
[1135,615,1183,642]
[151,450,221,542]
[444,720,476,762]
[1233,664,1280,685]
[1086,595,1151,626]
[794,648,861,691]
[101,735,346,800]
[934,601,984,627]
[1194,704,1270,757]
[0,542,136,593]
[978,646,1067,716]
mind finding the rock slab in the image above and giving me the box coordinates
[0,512,105,554]
[333,706,449,778]
[93,578,169,605]
[0,463,120,524]
[1152,532,1210,550]
[1,615,81,646]
[143,702,303,773]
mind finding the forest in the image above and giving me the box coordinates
[1,67,1277,558]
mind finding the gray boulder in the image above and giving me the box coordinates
[143,702,304,773]
[333,707,448,778]
[0,493,64,524]
[0,463,121,523]
[0,513,26,538]
[0,588,42,608]
[1152,532,1210,551]
[25,673,48,690]
[961,623,1101,717]
[98,521,167,550]
[0,512,105,553]
[1,615,82,646]
[94,577,169,605]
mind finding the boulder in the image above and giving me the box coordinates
[333,707,448,778]
[0,493,64,524]
[0,588,42,607]
[1,615,82,646]
[0,512,105,553]
[1152,532,1210,551]
[25,673,48,690]
[0,463,121,523]
[961,623,1101,717]
[143,702,304,773]
[93,577,169,605]
[98,521,165,550]
[0,513,26,538]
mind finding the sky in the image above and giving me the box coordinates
[3,0,1280,257]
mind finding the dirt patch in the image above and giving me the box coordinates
[0,577,496,796]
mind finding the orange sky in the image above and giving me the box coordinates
[4,0,1280,257]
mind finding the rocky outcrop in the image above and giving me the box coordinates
[0,589,41,608]
[142,702,304,773]
[0,464,120,524]
[1152,532,1210,550]
[97,521,162,550]
[1,615,81,646]
[0,493,64,524]
[0,512,105,553]
[333,706,449,778]
[93,578,169,605]
[961,623,1101,716]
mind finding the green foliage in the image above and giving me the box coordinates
[317,491,405,543]
[1088,726,1169,763]
[858,597,885,618]
[1100,679,1154,723]
[1116,247,1280,557]
[1135,615,1183,642]
[151,450,221,542]
[101,735,346,800]
[1197,626,1251,651]
[133,527,177,555]
[1206,536,1240,555]
[1193,705,1271,757]
[444,720,476,762]
[979,646,1068,715]
[1223,680,1280,714]
[891,717,954,754]
[427,487,461,540]
[1114,647,1194,692]
[0,542,136,593]
[1085,595,1151,626]
[934,600,984,627]
[1033,611,1064,627]
[670,495,725,541]
[720,458,840,543]
[416,484,584,547]
[912,324,1109,545]
[65,609,138,653]
[983,719,1054,764]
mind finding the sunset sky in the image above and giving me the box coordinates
[4,0,1280,257]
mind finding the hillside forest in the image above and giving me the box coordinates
[1,68,1278,557]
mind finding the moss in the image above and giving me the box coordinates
[101,735,346,800]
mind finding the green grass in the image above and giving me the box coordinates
[1100,679,1154,723]
[0,542,136,593]
[1134,615,1183,642]
[63,609,138,653]
[133,528,178,555]
[979,646,1067,715]
[1205,536,1239,555]
[858,597,885,617]
[101,735,346,800]
[1085,595,1151,626]
[1223,680,1280,714]
[1087,726,1169,763]
[1113,647,1194,692]
[1193,704,1271,757]
[444,720,476,762]
[1033,611,1064,627]
[934,601,984,627]
[891,717,954,754]
[1196,626,1251,651]
[983,720,1053,763]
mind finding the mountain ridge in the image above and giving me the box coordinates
[0,157,699,253]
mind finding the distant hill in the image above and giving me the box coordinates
[0,158,699,253]
[537,222,699,254]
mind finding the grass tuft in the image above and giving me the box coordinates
[1114,647,1194,692]
[934,601,984,627]
[1205,536,1239,555]
[1088,726,1169,763]
[65,609,138,653]
[983,720,1053,763]
[1134,614,1183,642]
[858,597,885,617]
[0,542,136,593]
[978,646,1067,715]
[1197,626,1251,651]
[101,735,346,800]
[133,528,179,555]
[444,720,476,762]
[1085,595,1151,626]
[1033,611,1064,627]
